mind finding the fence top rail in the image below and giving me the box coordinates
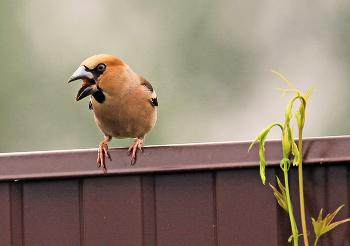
[0,135,349,181]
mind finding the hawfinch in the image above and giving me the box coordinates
[68,54,158,172]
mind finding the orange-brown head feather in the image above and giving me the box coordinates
[80,54,125,69]
[80,54,140,99]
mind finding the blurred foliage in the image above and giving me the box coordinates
[0,0,350,152]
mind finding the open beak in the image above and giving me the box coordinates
[68,66,99,101]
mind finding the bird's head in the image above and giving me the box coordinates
[68,54,125,102]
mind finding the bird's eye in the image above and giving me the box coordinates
[96,63,106,73]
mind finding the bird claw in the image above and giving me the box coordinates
[97,141,112,173]
[127,139,143,165]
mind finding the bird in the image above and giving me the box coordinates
[68,54,158,172]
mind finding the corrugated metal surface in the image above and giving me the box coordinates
[0,136,349,245]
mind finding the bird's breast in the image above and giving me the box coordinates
[91,91,157,139]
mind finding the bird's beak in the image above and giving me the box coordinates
[68,66,99,101]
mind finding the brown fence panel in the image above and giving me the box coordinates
[155,172,216,245]
[0,136,349,245]
[83,176,144,245]
[216,168,279,245]
[22,179,81,245]
[0,183,11,245]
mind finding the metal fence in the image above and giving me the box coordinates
[0,136,349,245]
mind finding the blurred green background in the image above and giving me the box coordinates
[1,0,350,153]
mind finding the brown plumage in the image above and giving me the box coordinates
[68,54,158,172]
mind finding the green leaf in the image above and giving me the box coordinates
[249,123,283,184]
[286,125,299,166]
[270,176,289,212]
[290,140,300,166]
[311,205,350,238]
[295,110,302,129]
[281,129,291,159]
[296,100,306,130]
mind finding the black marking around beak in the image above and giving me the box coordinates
[68,65,106,104]
[76,86,99,101]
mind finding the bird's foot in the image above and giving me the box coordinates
[127,139,143,165]
[97,140,112,173]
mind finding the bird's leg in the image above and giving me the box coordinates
[97,135,112,173]
[127,138,143,165]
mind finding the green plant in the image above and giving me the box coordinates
[249,71,350,246]
[312,205,350,246]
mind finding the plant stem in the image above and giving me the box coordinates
[283,167,299,245]
[314,237,319,246]
[298,129,309,246]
